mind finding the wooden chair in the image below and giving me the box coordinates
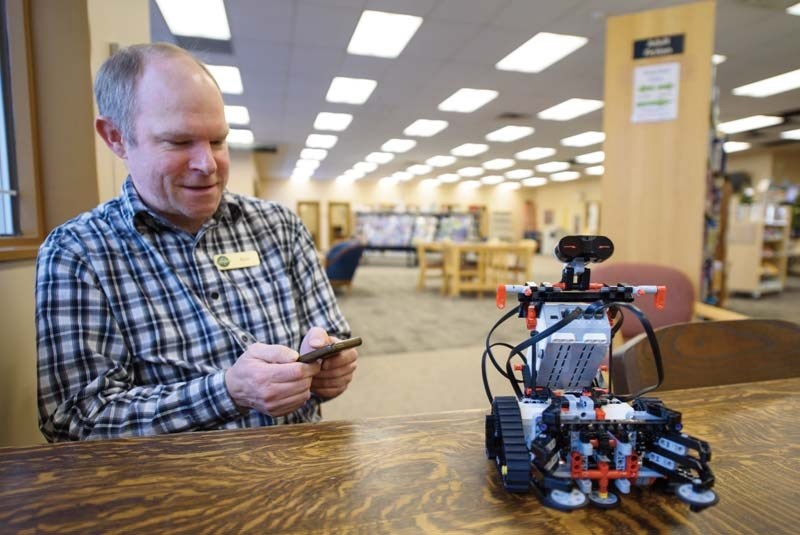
[610,319,800,395]
[416,242,445,292]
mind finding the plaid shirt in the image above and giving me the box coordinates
[36,178,350,441]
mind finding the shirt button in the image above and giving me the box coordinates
[210,291,220,300]
[241,335,249,343]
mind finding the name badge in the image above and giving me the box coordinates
[213,251,261,271]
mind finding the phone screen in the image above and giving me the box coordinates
[297,337,362,363]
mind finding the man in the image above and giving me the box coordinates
[36,43,357,441]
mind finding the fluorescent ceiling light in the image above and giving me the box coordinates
[459,180,482,189]
[496,32,587,73]
[712,54,727,65]
[561,131,605,147]
[224,105,250,125]
[295,159,320,170]
[354,161,378,173]
[498,181,521,191]
[226,128,254,146]
[585,165,604,176]
[438,88,498,113]
[732,68,800,98]
[306,134,338,149]
[336,175,356,184]
[457,166,484,177]
[326,76,377,105]
[379,176,398,187]
[426,155,457,167]
[366,152,394,164]
[437,173,460,183]
[788,2,800,15]
[538,98,604,121]
[723,141,751,153]
[481,175,504,185]
[291,169,313,180]
[313,112,353,131]
[483,158,515,170]
[536,161,570,173]
[451,143,489,157]
[300,148,327,161]
[505,169,533,179]
[515,147,556,161]
[718,115,783,134]
[347,10,423,58]
[575,151,605,164]
[392,171,414,181]
[781,128,800,140]
[344,169,366,179]
[419,178,440,188]
[485,125,534,143]
[407,164,433,175]
[381,139,417,153]
[155,0,231,40]
[206,65,243,94]
[550,171,581,182]
[404,119,448,137]
[522,177,548,187]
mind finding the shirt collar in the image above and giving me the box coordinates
[120,176,243,233]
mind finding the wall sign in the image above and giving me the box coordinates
[631,62,680,123]
[633,34,685,59]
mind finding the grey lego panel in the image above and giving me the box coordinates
[536,338,607,390]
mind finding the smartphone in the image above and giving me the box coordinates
[297,337,362,363]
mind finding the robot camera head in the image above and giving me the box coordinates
[554,235,614,264]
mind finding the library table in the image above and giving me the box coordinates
[0,378,797,534]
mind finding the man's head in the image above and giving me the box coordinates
[95,43,230,233]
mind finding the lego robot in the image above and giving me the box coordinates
[483,235,718,511]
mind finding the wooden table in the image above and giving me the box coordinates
[1,378,798,534]
[440,241,538,297]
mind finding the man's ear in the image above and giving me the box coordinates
[95,116,128,159]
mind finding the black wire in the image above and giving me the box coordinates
[482,304,521,404]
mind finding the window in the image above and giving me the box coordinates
[0,8,19,236]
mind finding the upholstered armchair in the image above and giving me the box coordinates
[324,240,365,293]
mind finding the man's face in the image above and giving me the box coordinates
[123,55,230,233]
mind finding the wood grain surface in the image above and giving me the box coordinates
[1,378,798,534]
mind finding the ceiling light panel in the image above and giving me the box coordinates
[788,2,800,15]
[313,112,353,131]
[300,148,327,161]
[366,152,395,164]
[584,165,604,176]
[451,143,489,157]
[227,128,254,146]
[723,141,751,153]
[155,0,231,40]
[481,175,504,185]
[347,10,423,58]
[381,139,417,153]
[457,167,484,177]
[560,131,605,147]
[498,181,521,191]
[712,54,727,65]
[437,173,460,183]
[522,177,548,187]
[426,155,457,167]
[407,164,433,175]
[404,119,448,137]
[326,77,377,105]
[438,88,498,113]
[485,125,535,143]
[392,171,414,181]
[306,134,338,149]
[224,105,250,125]
[459,180,482,189]
[295,159,320,170]
[354,161,378,172]
[536,161,570,173]
[781,128,800,140]
[344,169,366,179]
[732,68,800,98]
[482,158,515,170]
[206,65,243,94]
[538,98,604,121]
[516,147,556,161]
[505,169,534,179]
[718,115,783,134]
[496,32,588,73]
[550,171,581,182]
[575,151,605,164]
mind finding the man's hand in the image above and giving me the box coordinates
[224,343,320,416]
[300,327,358,400]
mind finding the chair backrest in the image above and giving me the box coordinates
[610,319,800,394]
[325,240,364,282]
[591,261,696,339]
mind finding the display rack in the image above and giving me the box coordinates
[355,212,479,250]
[727,201,792,297]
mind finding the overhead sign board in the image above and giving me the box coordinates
[633,34,685,59]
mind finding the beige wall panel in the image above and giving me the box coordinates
[602,1,715,289]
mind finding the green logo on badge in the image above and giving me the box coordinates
[216,255,230,268]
